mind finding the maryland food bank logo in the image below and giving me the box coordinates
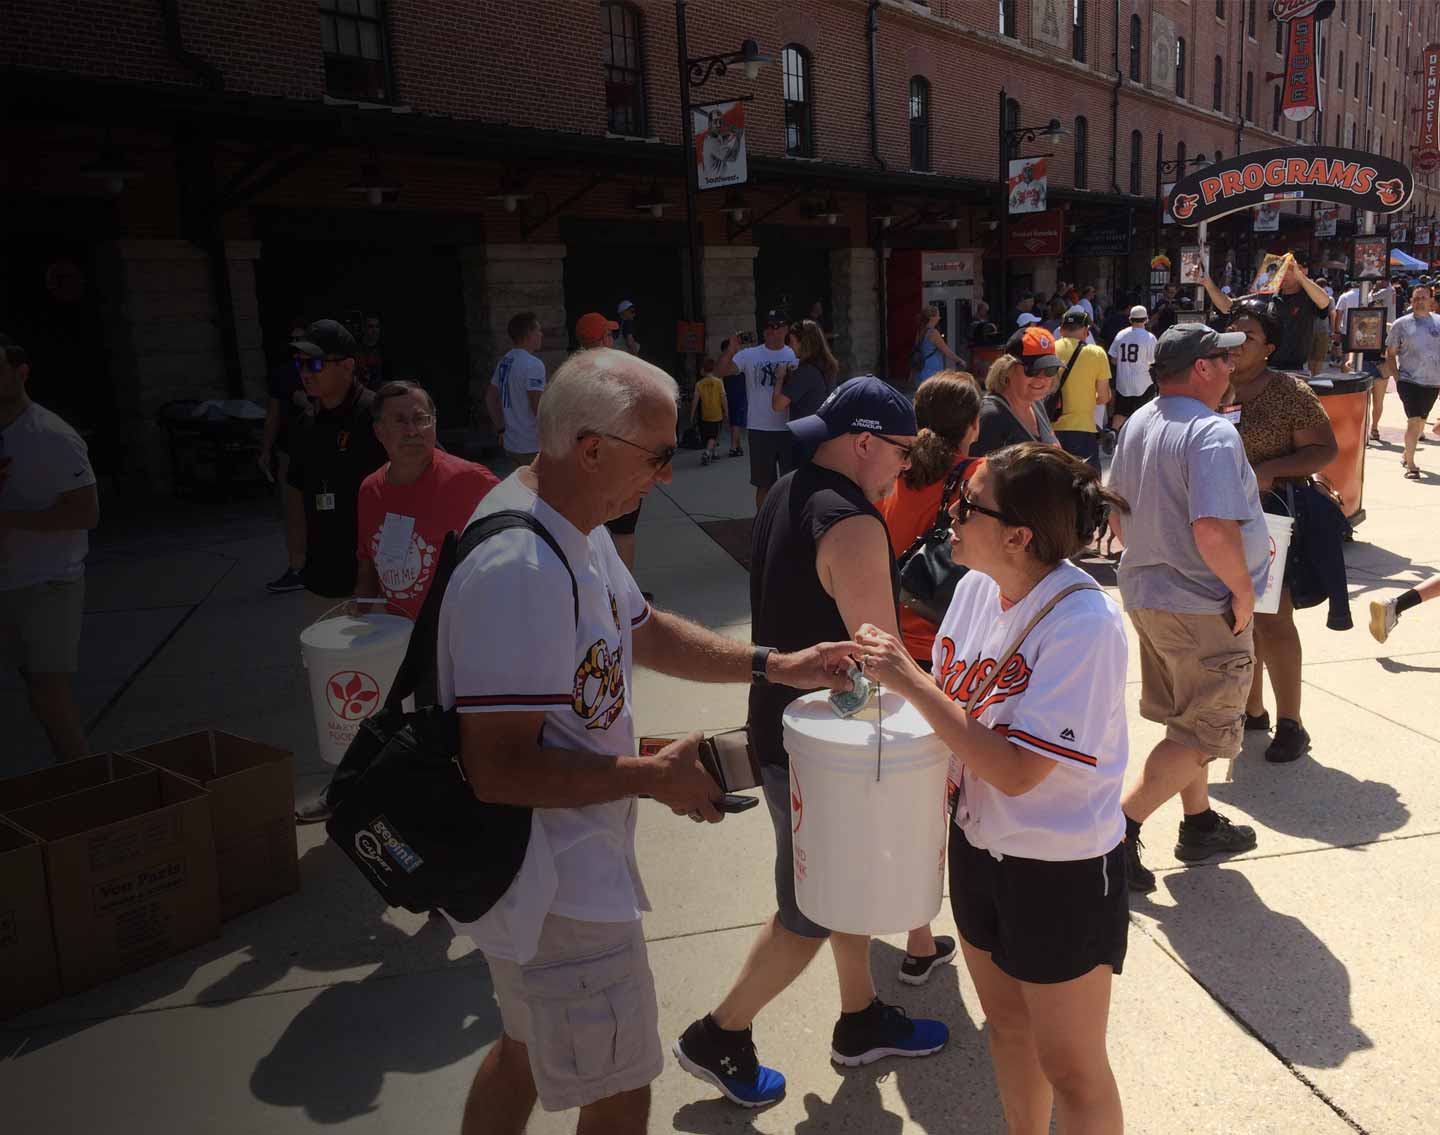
[327,670,381,721]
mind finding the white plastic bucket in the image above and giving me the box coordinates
[782,688,950,935]
[300,606,413,764]
[1255,513,1294,616]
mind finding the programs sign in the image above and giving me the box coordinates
[1166,146,1414,227]
[693,101,747,191]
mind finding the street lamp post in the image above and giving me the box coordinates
[674,1,768,378]
[996,86,1065,326]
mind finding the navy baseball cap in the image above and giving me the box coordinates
[291,318,358,359]
[787,375,918,452]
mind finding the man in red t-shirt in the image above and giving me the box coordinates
[355,382,499,620]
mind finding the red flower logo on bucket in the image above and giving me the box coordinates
[790,766,803,834]
[326,670,381,722]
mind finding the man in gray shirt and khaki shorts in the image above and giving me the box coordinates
[1106,324,1271,892]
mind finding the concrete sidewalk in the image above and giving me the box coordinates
[4,402,1440,1133]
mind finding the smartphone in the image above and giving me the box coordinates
[737,329,757,346]
[719,794,759,813]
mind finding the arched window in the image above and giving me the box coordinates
[1000,0,1018,38]
[1074,116,1088,189]
[1216,0,1225,19]
[909,77,931,171]
[1073,0,1086,63]
[1130,130,1143,195]
[1247,0,1257,38]
[1213,56,1223,109]
[600,2,647,136]
[1338,49,1344,89]
[1245,71,1254,121]
[1319,33,1327,78]
[1176,38,1187,99]
[782,45,814,158]
[1214,150,1223,165]
[1274,12,1283,54]
[1129,15,1142,80]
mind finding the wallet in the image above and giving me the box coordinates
[638,728,762,793]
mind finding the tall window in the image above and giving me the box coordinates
[1316,113,1323,144]
[1368,71,1374,107]
[1176,38,1186,99]
[1000,0,1017,38]
[1338,50,1344,89]
[1272,85,1282,131]
[1335,113,1341,145]
[1248,0,1257,39]
[1340,0,1346,23]
[1130,130,1142,195]
[1319,34,1326,78]
[1214,150,1224,164]
[1216,0,1225,19]
[1274,13,1283,54]
[1245,71,1254,121]
[1354,61,1359,97]
[600,2,647,136]
[1175,140,1187,174]
[1129,15,1142,80]
[1074,116,1088,188]
[1073,0,1086,63]
[1213,56,1223,109]
[909,77,932,171]
[319,0,392,102]
[1381,81,1386,120]
[782,46,814,157]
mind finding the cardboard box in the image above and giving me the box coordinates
[127,732,298,920]
[0,820,60,1020]
[0,753,151,815]
[7,769,220,995]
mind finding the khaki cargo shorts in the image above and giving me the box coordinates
[0,578,85,674]
[1130,608,1255,759]
[485,915,662,1112]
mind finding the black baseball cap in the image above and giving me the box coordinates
[1153,323,1245,380]
[291,318,358,359]
[763,308,789,326]
[787,375,918,452]
[1060,307,1091,327]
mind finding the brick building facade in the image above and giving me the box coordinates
[2,0,1435,484]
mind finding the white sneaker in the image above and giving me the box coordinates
[1369,598,1399,644]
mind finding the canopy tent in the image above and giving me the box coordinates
[1390,248,1428,271]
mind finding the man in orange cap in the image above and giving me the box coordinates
[576,312,619,350]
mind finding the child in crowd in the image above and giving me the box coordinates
[691,357,729,466]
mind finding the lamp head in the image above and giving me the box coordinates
[738,38,771,81]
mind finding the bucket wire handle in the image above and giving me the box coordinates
[875,681,884,782]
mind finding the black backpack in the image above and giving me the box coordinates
[325,510,578,922]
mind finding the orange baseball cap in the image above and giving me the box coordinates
[1005,325,1064,373]
[576,312,620,344]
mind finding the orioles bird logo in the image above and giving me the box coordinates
[1375,178,1405,207]
[1171,192,1200,221]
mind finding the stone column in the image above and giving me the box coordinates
[99,239,228,486]
[830,246,879,378]
[702,245,759,361]
[460,243,568,419]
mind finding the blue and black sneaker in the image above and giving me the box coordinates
[674,1015,785,1108]
[830,999,949,1067]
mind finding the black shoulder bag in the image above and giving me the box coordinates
[1042,339,1085,423]
[897,459,974,625]
[325,510,579,922]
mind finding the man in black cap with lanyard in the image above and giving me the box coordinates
[286,318,387,821]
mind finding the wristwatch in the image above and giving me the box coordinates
[751,646,775,684]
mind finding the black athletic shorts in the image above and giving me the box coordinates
[1113,387,1156,420]
[949,826,1129,985]
[699,419,721,442]
[748,429,795,489]
[1396,380,1440,422]
[605,500,643,536]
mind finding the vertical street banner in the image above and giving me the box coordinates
[1421,45,1440,174]
[1254,203,1281,232]
[693,100,747,191]
[1315,204,1338,237]
[1008,157,1048,214]
[1419,224,1433,248]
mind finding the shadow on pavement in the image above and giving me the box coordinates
[1210,737,1408,847]
[249,912,498,1124]
[671,939,1002,1135]
[1136,867,1372,1071]
[1377,655,1440,675]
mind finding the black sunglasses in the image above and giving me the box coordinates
[873,434,914,459]
[586,432,677,471]
[953,489,1016,526]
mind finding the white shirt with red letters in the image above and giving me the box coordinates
[931,560,1128,861]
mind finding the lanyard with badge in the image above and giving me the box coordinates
[316,479,335,512]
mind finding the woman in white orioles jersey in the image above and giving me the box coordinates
[857,441,1133,1135]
